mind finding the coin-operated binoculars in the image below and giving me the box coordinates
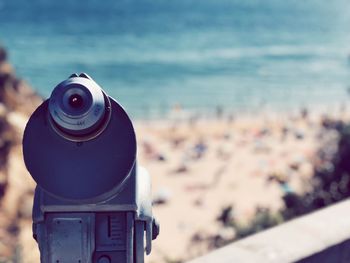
[22,73,159,263]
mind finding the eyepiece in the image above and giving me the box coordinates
[48,74,111,140]
[68,94,84,109]
[23,73,137,201]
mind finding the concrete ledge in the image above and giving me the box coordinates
[188,199,350,263]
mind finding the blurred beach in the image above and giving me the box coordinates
[0,86,347,262]
[137,107,347,262]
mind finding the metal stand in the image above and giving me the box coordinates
[32,167,159,263]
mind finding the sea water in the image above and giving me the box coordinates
[1,0,350,118]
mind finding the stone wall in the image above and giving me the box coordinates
[189,199,350,263]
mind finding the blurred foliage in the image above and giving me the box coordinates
[281,118,348,220]
[233,207,283,239]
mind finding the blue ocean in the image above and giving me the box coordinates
[1,0,350,118]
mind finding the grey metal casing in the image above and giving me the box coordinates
[23,82,157,263]
[32,165,153,263]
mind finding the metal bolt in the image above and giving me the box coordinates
[98,256,111,263]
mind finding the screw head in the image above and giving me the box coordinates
[98,256,111,263]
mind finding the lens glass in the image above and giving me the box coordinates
[68,94,84,109]
[60,85,93,117]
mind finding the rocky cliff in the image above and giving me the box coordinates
[0,45,42,262]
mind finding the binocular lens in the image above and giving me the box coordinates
[48,76,108,139]
[68,94,84,109]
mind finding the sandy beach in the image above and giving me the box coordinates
[0,103,348,263]
[134,106,347,262]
